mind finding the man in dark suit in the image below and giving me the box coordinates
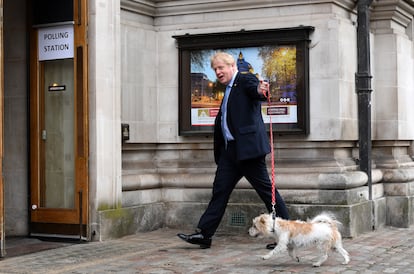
[178,51,289,249]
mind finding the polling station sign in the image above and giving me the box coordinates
[38,25,74,61]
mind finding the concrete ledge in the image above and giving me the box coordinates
[162,185,383,205]
[163,186,384,238]
[97,203,165,241]
[373,197,387,229]
[383,168,414,182]
[380,167,414,228]
[106,188,388,240]
[123,171,371,190]
[116,163,414,239]
[164,200,378,238]
[279,171,368,189]
[384,181,414,196]
[387,196,414,227]
[287,201,374,237]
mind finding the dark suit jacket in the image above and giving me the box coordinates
[214,72,271,164]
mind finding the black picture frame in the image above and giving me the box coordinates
[173,26,314,136]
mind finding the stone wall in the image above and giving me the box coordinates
[3,0,29,236]
[95,0,414,240]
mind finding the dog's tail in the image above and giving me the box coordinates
[311,212,342,228]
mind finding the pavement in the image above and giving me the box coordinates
[0,225,413,274]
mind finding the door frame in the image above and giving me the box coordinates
[28,0,89,239]
[0,0,4,256]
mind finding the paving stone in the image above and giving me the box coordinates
[0,226,413,273]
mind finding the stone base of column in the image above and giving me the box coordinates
[382,175,414,227]
[162,169,385,238]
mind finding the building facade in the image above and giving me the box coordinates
[1,0,414,256]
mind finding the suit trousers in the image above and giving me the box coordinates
[197,141,289,238]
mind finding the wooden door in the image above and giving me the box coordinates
[29,0,88,239]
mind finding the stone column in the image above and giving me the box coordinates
[88,0,123,240]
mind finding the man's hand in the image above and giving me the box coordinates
[258,79,270,98]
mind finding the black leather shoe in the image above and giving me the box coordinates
[266,242,277,249]
[177,232,212,249]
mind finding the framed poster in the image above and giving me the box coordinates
[173,27,314,136]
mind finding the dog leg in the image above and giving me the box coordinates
[312,242,329,267]
[313,254,328,267]
[334,241,350,264]
[262,233,289,260]
[263,243,287,260]
[288,244,299,262]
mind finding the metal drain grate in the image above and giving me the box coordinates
[230,212,246,226]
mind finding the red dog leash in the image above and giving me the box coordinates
[261,80,277,218]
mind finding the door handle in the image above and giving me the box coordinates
[42,130,47,140]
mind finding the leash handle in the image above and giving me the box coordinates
[261,79,277,215]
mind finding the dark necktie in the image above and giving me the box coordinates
[221,85,234,143]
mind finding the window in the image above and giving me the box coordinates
[173,27,314,135]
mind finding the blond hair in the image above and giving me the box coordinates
[210,52,235,68]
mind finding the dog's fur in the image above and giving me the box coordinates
[248,212,350,267]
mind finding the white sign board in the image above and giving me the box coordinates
[38,25,74,61]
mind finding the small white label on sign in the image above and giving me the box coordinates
[38,25,74,61]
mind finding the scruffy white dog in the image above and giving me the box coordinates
[248,212,350,267]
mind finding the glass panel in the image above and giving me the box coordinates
[42,59,75,209]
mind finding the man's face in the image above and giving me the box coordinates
[212,59,236,85]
